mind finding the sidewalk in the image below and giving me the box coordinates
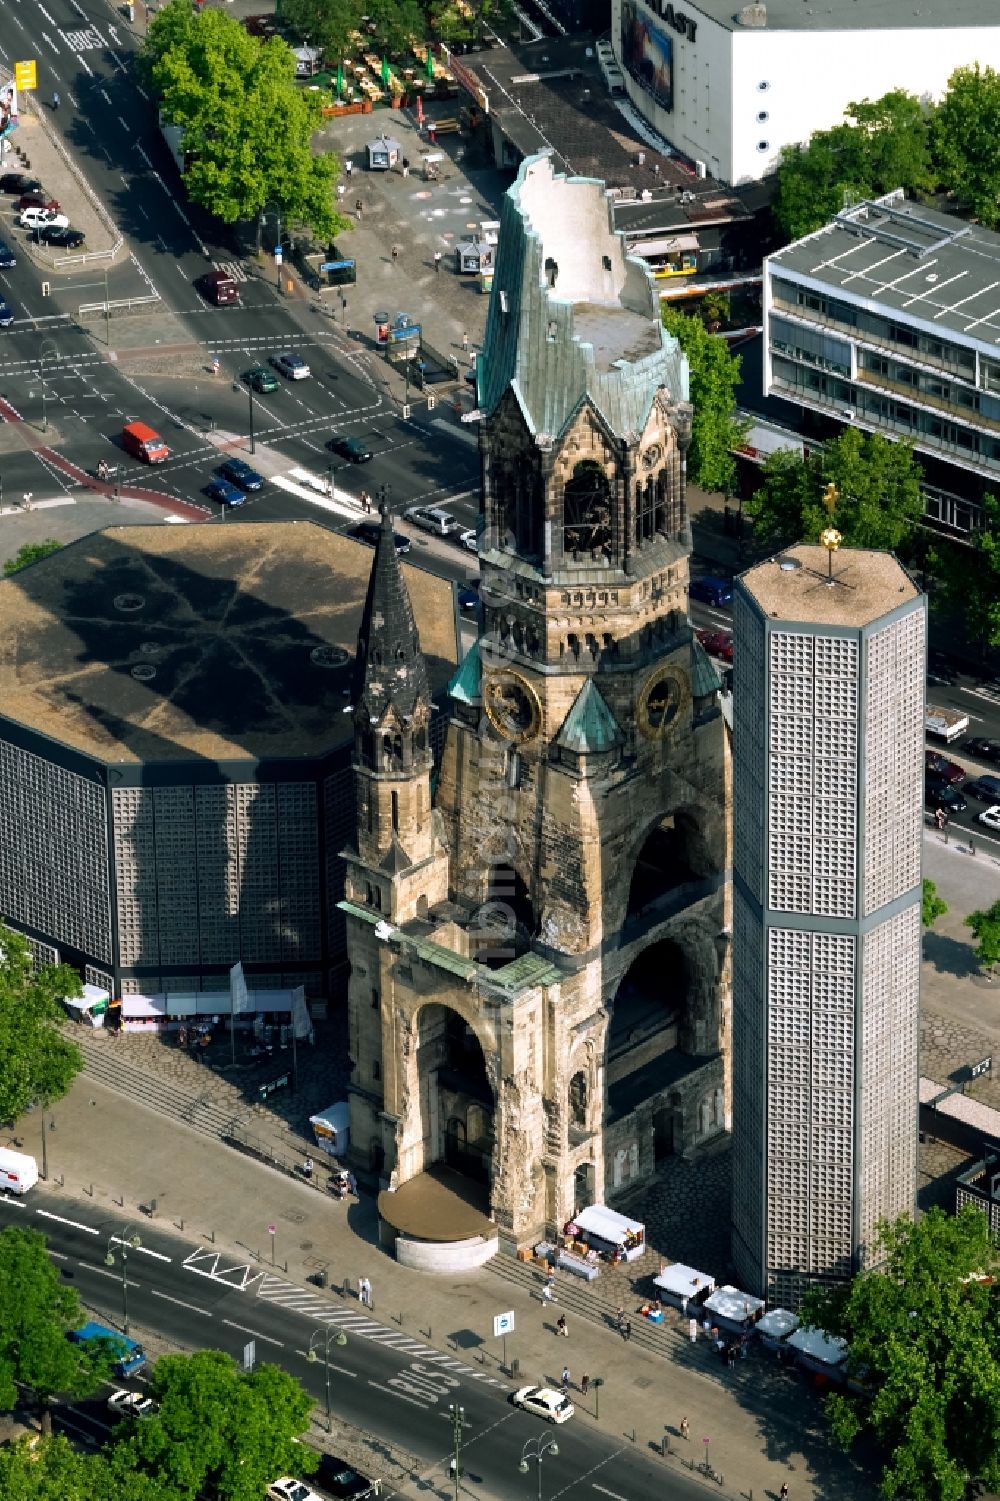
[14,1025,876,1501]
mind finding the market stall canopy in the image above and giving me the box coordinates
[573,1204,644,1246]
[703,1284,765,1327]
[62,984,110,1023]
[787,1325,848,1368]
[757,1307,800,1342]
[653,1262,715,1301]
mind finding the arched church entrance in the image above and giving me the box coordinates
[606,939,692,1123]
[474,863,534,969]
[417,1004,494,1186]
[625,808,712,921]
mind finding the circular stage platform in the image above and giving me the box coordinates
[378,1166,498,1271]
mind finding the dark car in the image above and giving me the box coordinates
[38,225,85,249]
[350,519,410,555]
[925,749,965,784]
[313,1453,380,1499]
[689,574,733,608]
[17,192,60,213]
[965,736,1000,766]
[0,173,41,195]
[0,239,15,267]
[219,458,264,491]
[242,365,279,394]
[329,435,373,463]
[925,776,967,814]
[966,775,1000,803]
[0,302,13,329]
[458,581,480,611]
[205,479,247,508]
[696,628,734,663]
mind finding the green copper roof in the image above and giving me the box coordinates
[483,950,561,994]
[448,640,482,704]
[690,635,722,698]
[555,678,623,754]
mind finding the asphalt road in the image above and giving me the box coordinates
[0,1188,710,1501]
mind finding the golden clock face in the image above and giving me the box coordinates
[636,664,690,739]
[483,670,542,744]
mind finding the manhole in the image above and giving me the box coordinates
[131,664,156,682]
[310,644,349,669]
[114,592,145,613]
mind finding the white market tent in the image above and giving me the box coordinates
[654,1263,715,1303]
[757,1307,800,1347]
[573,1204,644,1248]
[62,984,110,1026]
[703,1284,765,1330]
[787,1325,848,1370]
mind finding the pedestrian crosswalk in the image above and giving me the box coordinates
[212,260,249,283]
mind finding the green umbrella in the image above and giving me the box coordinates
[381,55,391,87]
[335,63,345,96]
[425,48,435,80]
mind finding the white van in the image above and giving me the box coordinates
[0,1147,39,1195]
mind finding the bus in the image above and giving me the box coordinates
[68,1321,146,1377]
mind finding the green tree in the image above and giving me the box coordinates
[363,0,426,54]
[921,879,948,928]
[966,898,1000,975]
[144,2,346,243]
[3,541,62,576]
[846,90,935,198]
[0,925,83,1127]
[772,123,871,241]
[802,1207,1000,1501]
[108,1349,316,1501]
[934,64,1000,229]
[0,1228,109,1434]
[0,1434,97,1501]
[661,307,747,496]
[956,493,1000,649]
[746,428,924,552]
[275,0,361,62]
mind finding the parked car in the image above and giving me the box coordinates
[269,351,310,380]
[925,749,965,784]
[405,504,460,537]
[696,628,734,663]
[38,224,85,249]
[0,239,16,267]
[205,479,247,507]
[312,1453,382,1498]
[458,581,480,612]
[329,435,373,463]
[978,805,1000,832]
[0,173,42,195]
[965,736,1000,766]
[0,302,13,328]
[107,1388,159,1420]
[511,1385,574,1424]
[19,208,68,231]
[965,775,1000,803]
[219,458,264,491]
[459,527,478,553]
[351,519,410,555]
[17,192,59,213]
[925,776,968,814]
[242,365,279,393]
[266,1481,323,1501]
[689,574,733,608]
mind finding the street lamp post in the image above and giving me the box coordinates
[307,1326,347,1434]
[518,1435,559,1501]
[105,1226,142,1337]
[247,382,256,456]
[448,1402,465,1501]
[35,337,59,434]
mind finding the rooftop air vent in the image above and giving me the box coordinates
[311,645,350,669]
[778,556,802,572]
[738,3,768,24]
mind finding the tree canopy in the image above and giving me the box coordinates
[802,1207,1000,1501]
[278,0,507,58]
[966,898,1000,974]
[934,65,1000,229]
[661,307,747,496]
[745,428,924,552]
[0,924,83,1125]
[143,2,346,242]
[106,1349,316,1501]
[921,879,948,929]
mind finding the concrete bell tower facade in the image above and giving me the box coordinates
[343,155,731,1252]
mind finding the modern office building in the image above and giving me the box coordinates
[731,543,924,1307]
[0,522,458,998]
[764,192,1000,531]
[609,0,1000,185]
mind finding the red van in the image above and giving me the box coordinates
[200,270,240,306]
[122,420,170,464]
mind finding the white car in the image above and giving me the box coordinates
[512,1384,574,1424]
[107,1387,159,1419]
[20,207,69,230]
[978,804,1000,832]
[269,351,311,380]
[405,504,460,537]
[266,1481,323,1501]
[459,528,478,553]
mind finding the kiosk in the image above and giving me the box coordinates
[653,1262,715,1310]
[703,1285,765,1335]
[566,1205,645,1263]
[756,1307,800,1351]
[309,1102,351,1158]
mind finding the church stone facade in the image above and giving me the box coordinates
[342,154,731,1246]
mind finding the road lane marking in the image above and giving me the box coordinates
[368,1379,429,1410]
[37,1210,99,1234]
[0,1193,28,1208]
[151,1289,210,1316]
[109,1236,171,1262]
[83,1264,133,1282]
[294,1350,357,1375]
[592,1488,629,1500]
[222,1319,285,1347]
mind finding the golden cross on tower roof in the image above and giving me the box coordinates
[822,481,839,517]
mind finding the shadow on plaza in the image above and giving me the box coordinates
[921,931,981,980]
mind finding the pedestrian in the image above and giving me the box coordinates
[303,1155,314,1181]
[337,183,346,202]
[462,330,469,351]
[21,492,32,511]
[364,1277,373,1308]
[346,1170,357,1195]
[211,356,220,375]
[542,1275,556,1303]
[358,1275,365,1303]
[434,250,442,273]
[680,1416,690,1441]
[402,157,410,178]
[51,91,60,110]
[689,1317,698,1343]
[561,1365,570,1391]
[780,1485,789,1500]
[391,244,399,264]
[581,1372,590,1395]
[556,1313,568,1337]
[355,198,363,219]
[345,159,353,178]
[623,1319,632,1342]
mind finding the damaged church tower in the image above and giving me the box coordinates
[343,154,731,1261]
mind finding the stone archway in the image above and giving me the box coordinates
[625,805,716,922]
[606,939,692,1122]
[416,1003,495,1186]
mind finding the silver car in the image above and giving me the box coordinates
[269,351,311,380]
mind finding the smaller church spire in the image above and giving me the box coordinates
[352,504,430,725]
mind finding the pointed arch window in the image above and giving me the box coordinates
[563,460,612,562]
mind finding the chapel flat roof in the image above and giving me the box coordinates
[739,544,919,628]
[697,0,997,31]
[0,522,458,766]
[769,196,1000,347]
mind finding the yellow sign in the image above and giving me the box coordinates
[14,60,37,92]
